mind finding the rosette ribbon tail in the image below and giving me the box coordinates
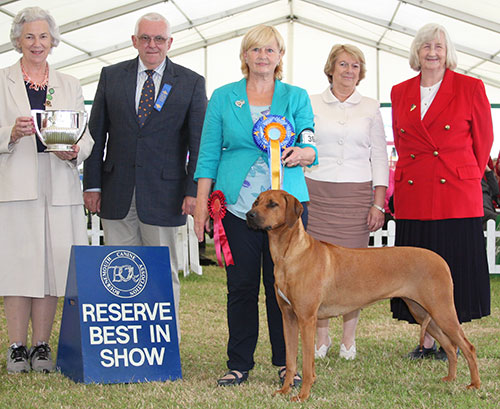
[208,190,234,267]
[219,222,234,266]
[212,214,224,267]
[269,139,282,190]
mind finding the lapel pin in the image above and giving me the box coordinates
[235,100,245,108]
[410,104,416,112]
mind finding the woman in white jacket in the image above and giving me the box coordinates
[0,7,93,374]
[305,44,389,360]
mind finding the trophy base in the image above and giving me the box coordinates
[44,144,74,152]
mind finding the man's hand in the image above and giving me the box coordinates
[84,191,101,214]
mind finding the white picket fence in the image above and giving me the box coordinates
[87,216,500,275]
[87,214,202,276]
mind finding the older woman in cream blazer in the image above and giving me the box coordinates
[0,7,93,374]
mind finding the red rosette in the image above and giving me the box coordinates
[208,190,234,267]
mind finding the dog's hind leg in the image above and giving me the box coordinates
[428,310,481,389]
[402,298,458,382]
[404,297,480,389]
[419,314,432,349]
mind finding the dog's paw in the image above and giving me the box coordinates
[273,386,291,396]
[291,392,309,402]
[466,382,481,390]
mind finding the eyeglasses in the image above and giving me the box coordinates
[137,35,169,45]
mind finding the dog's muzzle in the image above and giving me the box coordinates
[246,210,260,230]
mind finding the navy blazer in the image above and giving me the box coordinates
[84,57,207,226]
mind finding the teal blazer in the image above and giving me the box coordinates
[194,78,316,205]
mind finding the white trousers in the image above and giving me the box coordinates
[101,191,181,340]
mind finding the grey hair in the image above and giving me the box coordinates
[134,13,171,37]
[10,7,60,53]
[409,23,457,71]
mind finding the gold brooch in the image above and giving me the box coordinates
[410,104,416,111]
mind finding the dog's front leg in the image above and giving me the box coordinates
[273,302,298,397]
[292,316,316,402]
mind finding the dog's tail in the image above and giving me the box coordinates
[419,314,432,348]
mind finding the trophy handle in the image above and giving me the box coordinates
[75,111,88,144]
[31,109,47,146]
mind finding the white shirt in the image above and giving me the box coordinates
[305,87,389,187]
[135,58,166,112]
[420,80,442,119]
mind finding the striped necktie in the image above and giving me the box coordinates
[137,69,155,127]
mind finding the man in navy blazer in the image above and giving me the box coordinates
[83,12,207,335]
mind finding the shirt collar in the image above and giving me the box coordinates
[137,58,166,76]
[321,86,362,105]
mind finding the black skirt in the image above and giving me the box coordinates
[390,217,491,324]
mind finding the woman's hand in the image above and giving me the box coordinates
[281,146,316,167]
[53,144,79,161]
[367,185,387,232]
[194,200,210,242]
[367,206,385,232]
[10,116,35,144]
[194,178,213,242]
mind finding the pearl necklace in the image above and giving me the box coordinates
[21,61,49,91]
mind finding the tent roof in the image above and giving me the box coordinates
[1,0,499,101]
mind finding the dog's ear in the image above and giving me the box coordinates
[284,192,303,227]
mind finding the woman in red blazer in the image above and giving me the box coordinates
[390,23,493,360]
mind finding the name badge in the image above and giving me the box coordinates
[154,84,172,111]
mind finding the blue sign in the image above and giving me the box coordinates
[57,246,182,384]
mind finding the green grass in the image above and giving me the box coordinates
[0,245,499,409]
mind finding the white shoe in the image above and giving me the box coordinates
[339,343,356,360]
[314,336,332,359]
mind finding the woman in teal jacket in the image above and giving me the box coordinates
[194,25,316,386]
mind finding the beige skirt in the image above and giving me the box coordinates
[305,178,373,248]
[0,154,88,297]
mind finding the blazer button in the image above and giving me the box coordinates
[433,151,438,156]
[444,125,451,130]
[440,178,446,184]
[400,128,405,133]
[408,180,414,185]
[410,154,416,159]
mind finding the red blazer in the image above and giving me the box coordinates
[391,69,493,220]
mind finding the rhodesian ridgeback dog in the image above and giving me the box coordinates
[246,190,480,402]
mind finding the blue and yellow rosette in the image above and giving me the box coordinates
[252,115,295,190]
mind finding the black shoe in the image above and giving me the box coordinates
[434,346,460,361]
[217,370,249,386]
[407,342,437,360]
[278,367,302,388]
[199,255,217,266]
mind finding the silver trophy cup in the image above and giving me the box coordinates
[32,109,88,152]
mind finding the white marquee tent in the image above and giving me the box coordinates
[1,0,499,149]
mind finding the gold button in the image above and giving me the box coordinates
[400,128,405,133]
[440,178,446,184]
[433,151,438,156]
[444,125,450,130]
[410,154,415,159]
[408,180,414,185]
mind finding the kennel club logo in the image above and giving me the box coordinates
[100,250,148,298]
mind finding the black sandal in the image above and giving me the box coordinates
[278,367,302,388]
[217,370,249,386]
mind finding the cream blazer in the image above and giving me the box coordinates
[0,61,94,204]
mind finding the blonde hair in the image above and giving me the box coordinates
[323,44,366,85]
[409,23,457,71]
[240,25,285,80]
